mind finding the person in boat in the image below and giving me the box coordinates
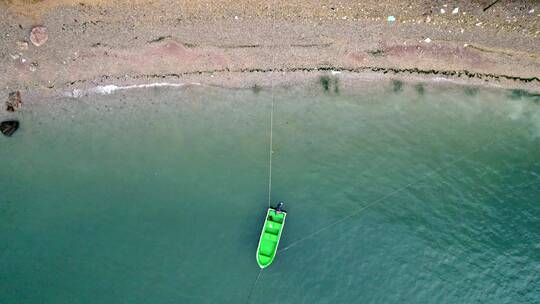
[275,202,284,214]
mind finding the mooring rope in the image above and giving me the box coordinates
[267,94,274,208]
[266,7,278,209]
[245,269,263,304]
[278,138,499,253]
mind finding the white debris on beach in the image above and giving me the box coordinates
[16,41,29,50]
[452,7,459,14]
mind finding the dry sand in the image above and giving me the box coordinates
[0,0,539,102]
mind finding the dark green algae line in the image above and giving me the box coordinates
[63,65,540,88]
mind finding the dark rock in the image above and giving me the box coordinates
[0,120,19,137]
[7,91,22,112]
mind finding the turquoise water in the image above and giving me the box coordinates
[1,81,539,303]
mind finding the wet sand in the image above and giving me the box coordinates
[0,0,539,101]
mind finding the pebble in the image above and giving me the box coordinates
[29,62,38,72]
[440,8,446,14]
[30,26,48,46]
[6,91,22,112]
[16,41,29,50]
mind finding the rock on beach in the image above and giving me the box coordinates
[30,26,48,46]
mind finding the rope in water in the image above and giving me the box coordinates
[278,138,499,254]
[267,94,274,208]
[266,11,277,208]
[245,269,263,304]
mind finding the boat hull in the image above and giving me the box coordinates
[256,208,286,268]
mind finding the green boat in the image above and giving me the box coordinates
[256,203,287,268]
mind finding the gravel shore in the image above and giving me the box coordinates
[1,0,539,99]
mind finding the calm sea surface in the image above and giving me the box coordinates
[1,81,539,303]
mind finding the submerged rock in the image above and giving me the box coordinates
[30,26,48,46]
[415,84,425,95]
[392,80,404,93]
[0,120,19,137]
[6,91,22,112]
[319,76,339,94]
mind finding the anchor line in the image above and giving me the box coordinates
[278,137,500,254]
[266,18,278,208]
[267,94,274,208]
[245,269,263,304]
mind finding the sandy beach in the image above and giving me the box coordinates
[0,0,539,101]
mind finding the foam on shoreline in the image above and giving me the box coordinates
[65,82,202,98]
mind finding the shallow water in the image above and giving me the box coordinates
[1,81,539,303]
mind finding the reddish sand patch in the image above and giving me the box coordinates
[346,52,367,63]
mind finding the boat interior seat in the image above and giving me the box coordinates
[259,241,275,257]
[258,254,272,265]
[263,233,278,242]
[268,210,285,223]
[265,221,282,235]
